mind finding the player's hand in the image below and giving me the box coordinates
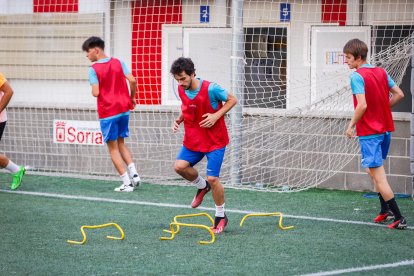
[131,97,136,109]
[200,113,219,128]
[346,126,355,138]
[172,115,184,133]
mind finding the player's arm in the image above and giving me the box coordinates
[172,112,184,133]
[346,94,367,138]
[91,84,99,97]
[0,80,13,113]
[212,92,237,119]
[126,73,137,108]
[88,67,99,97]
[389,85,404,108]
[200,93,237,128]
[200,83,238,128]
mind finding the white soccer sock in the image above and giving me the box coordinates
[5,160,20,173]
[192,175,206,189]
[120,172,131,185]
[215,203,225,217]
[127,163,139,177]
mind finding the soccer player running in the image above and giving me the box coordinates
[170,57,237,234]
[343,38,406,229]
[0,72,25,189]
[82,36,141,192]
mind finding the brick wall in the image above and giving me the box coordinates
[318,114,411,194]
[3,107,411,193]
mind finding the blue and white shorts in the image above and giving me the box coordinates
[176,146,226,177]
[100,112,130,143]
[359,132,391,168]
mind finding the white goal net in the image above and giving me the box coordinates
[0,0,412,191]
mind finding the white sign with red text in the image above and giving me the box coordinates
[53,120,103,146]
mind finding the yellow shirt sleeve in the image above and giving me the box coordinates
[0,73,7,89]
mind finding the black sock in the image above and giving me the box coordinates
[213,215,226,227]
[386,198,402,221]
[378,193,389,213]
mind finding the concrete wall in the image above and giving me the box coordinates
[318,113,411,194]
[3,106,411,193]
[0,0,412,192]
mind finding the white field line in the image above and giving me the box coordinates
[300,259,414,276]
[1,189,413,230]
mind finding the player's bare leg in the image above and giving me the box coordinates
[368,166,393,200]
[117,137,140,186]
[107,140,134,192]
[207,176,227,233]
[107,140,126,175]
[174,160,211,207]
[206,176,224,206]
[0,154,9,168]
[118,137,133,165]
[174,160,198,181]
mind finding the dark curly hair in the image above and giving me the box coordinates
[82,36,105,52]
[170,57,196,76]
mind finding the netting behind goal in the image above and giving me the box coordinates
[0,0,413,191]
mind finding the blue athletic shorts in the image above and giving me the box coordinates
[359,132,391,168]
[176,146,226,177]
[100,112,130,143]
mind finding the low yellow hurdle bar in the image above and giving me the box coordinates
[67,222,125,245]
[163,212,215,235]
[160,213,216,244]
[240,212,294,230]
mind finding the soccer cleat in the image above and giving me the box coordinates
[11,166,26,190]
[191,181,211,208]
[212,215,228,234]
[114,183,134,192]
[131,174,141,188]
[388,217,407,230]
[374,210,394,223]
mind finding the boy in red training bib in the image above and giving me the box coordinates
[343,38,406,229]
[83,36,141,192]
[170,57,237,234]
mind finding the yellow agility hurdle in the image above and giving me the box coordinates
[160,213,216,244]
[240,212,294,230]
[161,222,215,244]
[163,212,215,234]
[67,222,125,245]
